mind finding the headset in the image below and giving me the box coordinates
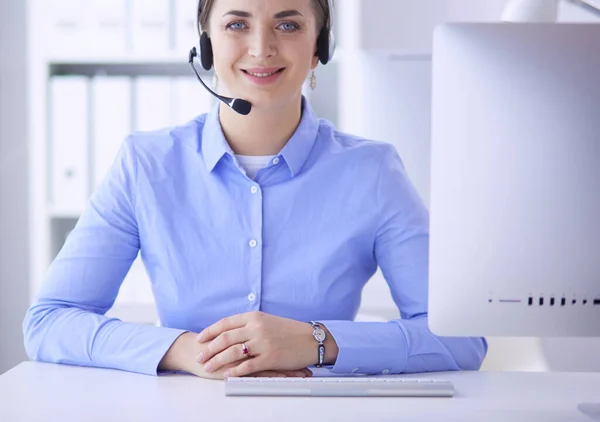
[188,0,336,115]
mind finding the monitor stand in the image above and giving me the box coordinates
[579,403,600,421]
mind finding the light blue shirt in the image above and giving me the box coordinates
[23,97,487,376]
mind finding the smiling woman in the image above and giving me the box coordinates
[22,0,487,382]
[200,0,331,118]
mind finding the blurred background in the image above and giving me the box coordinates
[1,0,599,375]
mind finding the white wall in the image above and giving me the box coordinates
[0,0,29,375]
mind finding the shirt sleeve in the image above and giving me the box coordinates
[318,144,488,375]
[22,136,187,376]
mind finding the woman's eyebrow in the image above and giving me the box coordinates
[274,10,303,19]
[222,10,304,19]
[222,10,251,18]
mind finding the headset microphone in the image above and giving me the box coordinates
[188,47,252,116]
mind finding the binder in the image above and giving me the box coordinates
[91,76,132,188]
[49,76,90,214]
[171,76,215,125]
[175,0,200,56]
[44,0,87,56]
[130,0,171,55]
[86,0,128,56]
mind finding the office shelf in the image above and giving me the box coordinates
[47,208,83,220]
[50,62,198,77]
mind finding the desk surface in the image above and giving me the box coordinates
[1,362,599,422]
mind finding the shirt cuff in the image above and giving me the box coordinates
[126,326,189,376]
[317,320,408,375]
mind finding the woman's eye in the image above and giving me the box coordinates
[278,22,299,32]
[227,21,246,30]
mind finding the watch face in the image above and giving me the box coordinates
[314,327,326,342]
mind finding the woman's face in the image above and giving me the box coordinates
[207,0,320,111]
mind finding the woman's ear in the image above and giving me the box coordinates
[311,55,319,69]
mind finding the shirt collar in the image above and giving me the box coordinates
[201,96,320,177]
[201,103,235,173]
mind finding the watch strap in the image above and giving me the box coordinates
[310,321,326,368]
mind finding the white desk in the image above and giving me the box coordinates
[1,362,599,422]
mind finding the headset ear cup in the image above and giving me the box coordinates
[200,32,214,70]
[316,26,330,65]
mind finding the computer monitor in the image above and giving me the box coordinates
[428,23,600,338]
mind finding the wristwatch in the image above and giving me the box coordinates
[309,321,326,367]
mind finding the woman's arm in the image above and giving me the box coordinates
[22,136,187,376]
[317,144,488,375]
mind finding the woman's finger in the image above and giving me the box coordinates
[223,356,266,378]
[248,371,289,378]
[197,314,249,343]
[277,369,312,378]
[299,368,313,377]
[204,342,255,373]
[197,328,247,364]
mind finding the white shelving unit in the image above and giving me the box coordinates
[27,0,520,325]
[28,0,210,323]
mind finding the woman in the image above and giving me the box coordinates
[23,0,487,380]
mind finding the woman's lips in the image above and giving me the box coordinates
[241,67,286,85]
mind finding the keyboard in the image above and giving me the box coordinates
[225,376,454,397]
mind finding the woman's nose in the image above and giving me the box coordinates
[248,27,276,59]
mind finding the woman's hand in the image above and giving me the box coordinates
[195,312,339,377]
[159,332,312,380]
[196,361,313,380]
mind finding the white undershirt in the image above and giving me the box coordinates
[235,154,275,180]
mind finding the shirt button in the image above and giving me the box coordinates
[272,157,280,165]
[249,239,258,248]
[250,186,258,194]
[248,293,256,302]
[382,369,390,375]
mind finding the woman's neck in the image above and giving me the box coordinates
[218,96,303,156]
